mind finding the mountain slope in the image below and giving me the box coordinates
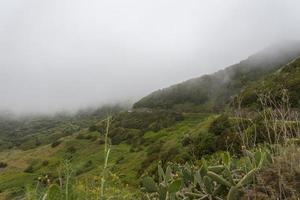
[133,41,300,112]
[240,55,300,108]
[1,42,300,199]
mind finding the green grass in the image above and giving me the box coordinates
[0,113,215,198]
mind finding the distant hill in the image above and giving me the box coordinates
[0,105,124,150]
[133,41,300,112]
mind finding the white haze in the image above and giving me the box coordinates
[0,0,300,114]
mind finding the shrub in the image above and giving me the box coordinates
[194,132,216,158]
[89,125,98,132]
[66,146,76,154]
[0,162,7,168]
[98,139,105,145]
[209,114,232,135]
[24,165,34,173]
[113,110,183,132]
[116,156,125,164]
[161,147,180,163]
[42,160,49,166]
[76,133,98,141]
[216,132,242,154]
[76,134,85,139]
[146,141,164,155]
[109,127,128,145]
[51,140,61,148]
[181,134,193,147]
[110,128,142,145]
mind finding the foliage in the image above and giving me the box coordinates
[0,104,124,150]
[88,125,98,132]
[134,43,300,112]
[240,57,300,109]
[142,149,271,199]
[0,162,7,168]
[24,165,34,173]
[209,114,232,136]
[51,140,61,148]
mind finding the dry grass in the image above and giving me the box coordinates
[243,144,300,199]
[0,140,65,171]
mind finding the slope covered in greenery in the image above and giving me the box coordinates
[0,105,123,151]
[240,56,300,108]
[1,42,300,199]
[0,112,215,199]
[134,41,300,112]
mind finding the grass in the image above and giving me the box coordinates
[0,103,299,199]
[0,112,214,198]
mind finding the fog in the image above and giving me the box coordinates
[1,0,300,114]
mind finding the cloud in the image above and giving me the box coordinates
[0,0,300,114]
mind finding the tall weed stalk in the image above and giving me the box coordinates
[100,116,111,199]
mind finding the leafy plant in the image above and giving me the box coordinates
[142,164,182,200]
[142,149,271,200]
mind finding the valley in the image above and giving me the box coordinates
[1,42,300,199]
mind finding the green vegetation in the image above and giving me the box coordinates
[1,43,300,199]
[134,42,300,112]
[142,149,271,199]
[0,111,213,199]
[240,56,300,109]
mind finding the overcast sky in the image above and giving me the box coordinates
[0,0,300,114]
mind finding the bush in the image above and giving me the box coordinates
[109,127,128,145]
[88,125,98,132]
[208,114,232,136]
[110,128,142,145]
[161,147,180,163]
[181,134,193,147]
[0,162,7,168]
[51,140,61,148]
[98,139,105,145]
[146,141,164,155]
[75,160,93,175]
[66,146,76,154]
[76,133,98,141]
[192,132,216,158]
[139,154,159,175]
[42,160,49,166]
[116,156,125,164]
[24,165,34,173]
[113,110,183,133]
[215,132,242,154]
[76,134,85,139]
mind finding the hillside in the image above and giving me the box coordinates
[0,112,214,199]
[0,42,300,199]
[133,41,300,112]
[0,105,123,151]
[240,56,300,108]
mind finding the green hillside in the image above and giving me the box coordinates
[1,42,300,199]
[0,105,123,151]
[133,41,300,112]
[240,56,300,108]
[0,112,215,199]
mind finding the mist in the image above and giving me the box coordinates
[1,0,300,114]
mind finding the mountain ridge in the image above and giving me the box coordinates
[133,41,300,112]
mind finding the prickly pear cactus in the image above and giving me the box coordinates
[141,149,270,200]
